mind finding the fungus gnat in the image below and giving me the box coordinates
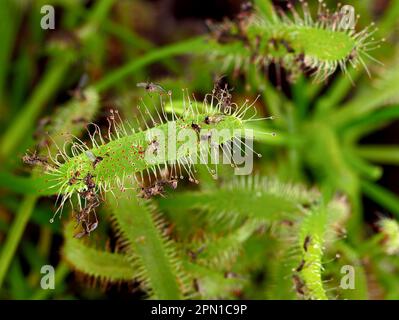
[303,235,312,252]
[138,178,178,199]
[167,179,178,189]
[22,151,53,170]
[204,115,224,125]
[295,259,305,273]
[73,210,99,238]
[136,82,166,94]
[191,122,201,133]
[139,183,165,199]
[74,179,100,238]
[292,274,305,296]
[187,245,205,261]
[93,156,103,169]
[68,73,89,101]
[85,150,104,169]
[83,173,96,191]
[191,122,201,140]
[193,279,200,292]
[72,117,88,125]
[68,171,81,186]
[213,80,234,113]
[147,139,160,156]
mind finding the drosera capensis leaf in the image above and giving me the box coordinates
[292,197,349,300]
[32,89,269,220]
[107,188,191,299]
[207,0,384,83]
[297,206,328,300]
[62,221,136,283]
[159,175,320,226]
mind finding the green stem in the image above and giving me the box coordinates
[355,146,399,165]
[86,0,115,25]
[0,171,45,195]
[0,195,37,288]
[0,0,114,291]
[0,53,74,160]
[314,69,361,116]
[93,37,206,92]
[344,149,382,180]
[377,1,399,36]
[0,0,116,161]
[102,20,179,73]
[362,180,399,218]
[341,106,399,144]
[0,0,21,106]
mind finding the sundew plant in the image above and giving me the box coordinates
[0,0,399,301]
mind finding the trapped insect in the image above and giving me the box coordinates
[22,151,53,170]
[68,171,81,185]
[295,259,306,273]
[68,73,89,100]
[138,178,178,199]
[204,115,224,125]
[292,274,306,296]
[303,235,312,252]
[136,81,167,94]
[85,150,104,168]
